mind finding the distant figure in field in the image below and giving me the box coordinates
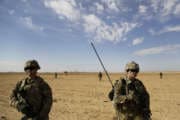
[108,61,151,120]
[98,72,102,81]
[64,71,68,76]
[55,72,58,79]
[160,72,163,79]
[10,60,53,120]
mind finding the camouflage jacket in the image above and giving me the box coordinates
[108,78,151,118]
[10,76,53,119]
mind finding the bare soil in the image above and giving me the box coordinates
[0,72,180,120]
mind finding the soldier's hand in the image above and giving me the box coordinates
[10,101,18,108]
[113,95,127,104]
[16,102,22,111]
[118,96,127,103]
[108,89,114,101]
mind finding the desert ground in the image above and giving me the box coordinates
[0,72,180,120]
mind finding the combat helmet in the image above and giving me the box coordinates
[24,60,40,71]
[125,61,139,72]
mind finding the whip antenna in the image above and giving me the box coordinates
[90,42,114,88]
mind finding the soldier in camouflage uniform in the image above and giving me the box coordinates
[10,60,53,120]
[98,72,102,81]
[108,61,151,120]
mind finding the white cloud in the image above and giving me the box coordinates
[134,44,180,56]
[83,14,102,32]
[8,9,15,15]
[20,17,44,31]
[150,0,179,20]
[148,29,156,35]
[94,2,104,13]
[161,25,180,33]
[83,14,137,42]
[101,0,119,12]
[149,25,180,35]
[162,0,177,16]
[43,0,138,43]
[96,22,137,42]
[132,37,144,46]
[139,5,147,13]
[99,0,131,13]
[44,0,80,22]
[21,0,27,2]
[134,4,152,21]
[150,0,161,13]
[173,4,180,16]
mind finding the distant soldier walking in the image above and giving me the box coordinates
[98,72,102,81]
[64,71,68,76]
[55,72,58,79]
[10,60,53,120]
[160,72,163,79]
[108,61,151,120]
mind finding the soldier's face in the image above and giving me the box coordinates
[25,68,37,77]
[126,69,138,80]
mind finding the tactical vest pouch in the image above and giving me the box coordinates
[17,101,37,117]
[17,79,38,117]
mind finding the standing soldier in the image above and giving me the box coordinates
[64,71,68,76]
[98,72,102,81]
[108,61,151,120]
[10,60,53,120]
[55,72,58,79]
[160,72,163,79]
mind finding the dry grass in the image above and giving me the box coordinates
[0,72,180,120]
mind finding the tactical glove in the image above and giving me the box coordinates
[108,89,114,101]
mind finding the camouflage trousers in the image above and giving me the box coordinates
[116,111,144,120]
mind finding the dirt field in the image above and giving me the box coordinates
[0,72,180,120]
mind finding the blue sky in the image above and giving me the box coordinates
[0,0,180,72]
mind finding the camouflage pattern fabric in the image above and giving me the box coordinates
[10,76,52,120]
[109,78,151,120]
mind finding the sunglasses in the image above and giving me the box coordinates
[127,69,138,73]
[24,67,36,71]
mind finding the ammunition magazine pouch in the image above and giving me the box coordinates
[17,100,37,117]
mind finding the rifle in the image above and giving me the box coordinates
[90,42,114,88]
